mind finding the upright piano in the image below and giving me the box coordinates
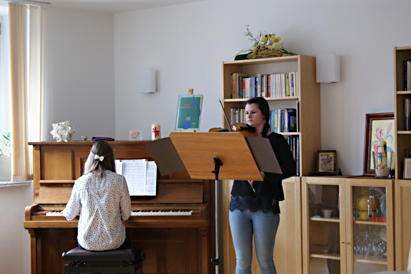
[24,141,214,274]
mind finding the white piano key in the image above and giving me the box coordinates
[46,211,64,216]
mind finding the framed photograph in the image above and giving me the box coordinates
[175,94,203,130]
[404,158,411,179]
[317,150,337,173]
[363,113,394,176]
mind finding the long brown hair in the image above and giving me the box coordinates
[246,97,270,137]
[84,141,116,177]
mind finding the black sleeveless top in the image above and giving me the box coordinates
[229,132,296,214]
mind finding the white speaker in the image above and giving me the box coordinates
[316,55,340,83]
[138,69,156,93]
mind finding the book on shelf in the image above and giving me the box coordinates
[256,74,262,97]
[115,159,157,196]
[270,109,278,133]
[251,77,256,98]
[286,135,300,176]
[284,108,297,132]
[295,101,299,132]
[405,98,411,130]
[295,136,299,176]
[231,107,239,124]
[240,108,245,123]
[261,74,267,97]
[404,61,411,91]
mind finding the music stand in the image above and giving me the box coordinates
[146,132,282,274]
[169,132,265,274]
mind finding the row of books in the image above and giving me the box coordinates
[230,107,245,124]
[270,108,297,133]
[404,148,411,158]
[231,72,299,99]
[404,61,411,91]
[230,107,298,133]
[286,135,300,176]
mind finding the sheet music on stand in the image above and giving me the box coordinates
[115,159,157,196]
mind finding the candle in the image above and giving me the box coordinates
[151,123,161,140]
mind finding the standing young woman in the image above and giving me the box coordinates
[229,97,296,274]
[62,140,132,251]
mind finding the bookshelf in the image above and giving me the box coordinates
[393,46,411,179]
[393,46,411,271]
[221,55,321,176]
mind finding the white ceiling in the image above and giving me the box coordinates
[31,0,209,13]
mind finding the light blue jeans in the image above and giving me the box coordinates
[229,209,280,274]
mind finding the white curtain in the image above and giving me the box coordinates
[9,2,46,182]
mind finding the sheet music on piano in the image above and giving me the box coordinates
[115,159,157,196]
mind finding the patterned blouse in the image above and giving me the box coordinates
[62,170,132,251]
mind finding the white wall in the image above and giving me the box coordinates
[0,184,32,274]
[44,7,115,140]
[114,0,411,176]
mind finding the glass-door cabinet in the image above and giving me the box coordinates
[302,176,347,274]
[346,177,394,274]
[302,177,394,274]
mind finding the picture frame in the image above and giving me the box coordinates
[404,158,411,179]
[317,150,337,173]
[175,94,203,130]
[363,112,394,176]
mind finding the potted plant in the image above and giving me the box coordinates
[0,132,11,181]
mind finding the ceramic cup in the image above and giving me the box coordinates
[323,209,333,218]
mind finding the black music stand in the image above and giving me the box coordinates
[146,132,282,274]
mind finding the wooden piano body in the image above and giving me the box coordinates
[24,141,214,274]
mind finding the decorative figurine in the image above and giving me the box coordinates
[50,121,76,142]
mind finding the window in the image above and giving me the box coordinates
[0,4,10,137]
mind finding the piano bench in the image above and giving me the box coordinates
[62,246,145,274]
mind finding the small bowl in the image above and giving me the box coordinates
[375,168,390,178]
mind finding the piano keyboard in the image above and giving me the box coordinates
[46,210,193,217]
[131,210,193,216]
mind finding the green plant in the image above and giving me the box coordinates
[0,132,11,157]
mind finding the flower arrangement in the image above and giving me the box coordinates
[235,25,296,60]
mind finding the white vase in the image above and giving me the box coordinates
[0,156,11,181]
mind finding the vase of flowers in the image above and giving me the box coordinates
[235,25,296,60]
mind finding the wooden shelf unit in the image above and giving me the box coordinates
[393,46,411,179]
[393,46,411,271]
